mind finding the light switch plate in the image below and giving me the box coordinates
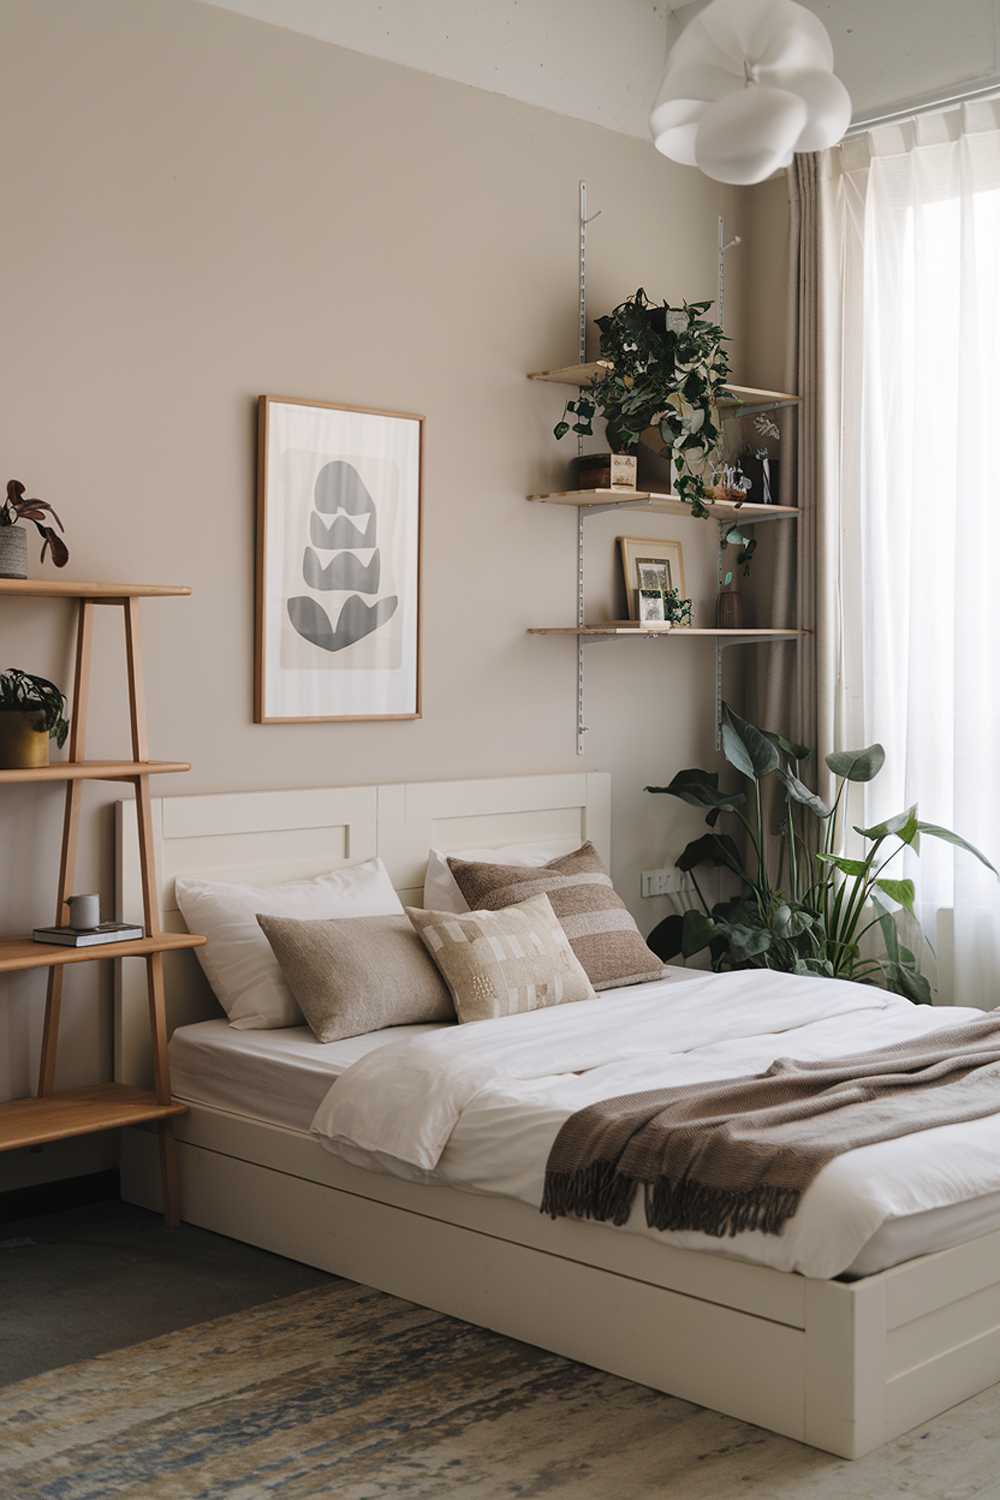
[641,868,691,899]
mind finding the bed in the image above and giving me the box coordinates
[115,773,1000,1460]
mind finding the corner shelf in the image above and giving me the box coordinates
[528,626,804,641]
[0,1085,186,1152]
[527,362,800,411]
[0,931,206,974]
[0,760,190,786]
[0,576,199,1224]
[528,489,798,523]
[0,578,190,601]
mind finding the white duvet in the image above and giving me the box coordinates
[311,967,1000,1279]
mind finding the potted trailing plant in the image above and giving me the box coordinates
[0,480,69,579]
[554,289,731,518]
[0,669,70,769]
[645,703,998,1001]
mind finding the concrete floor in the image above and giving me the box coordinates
[0,1198,330,1385]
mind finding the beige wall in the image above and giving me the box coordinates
[0,0,755,1186]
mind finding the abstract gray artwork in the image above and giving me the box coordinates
[287,461,398,654]
[257,397,421,722]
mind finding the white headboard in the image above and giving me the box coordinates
[115,771,610,1087]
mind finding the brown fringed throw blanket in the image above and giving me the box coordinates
[542,1015,1000,1240]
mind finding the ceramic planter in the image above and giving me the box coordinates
[0,707,50,768]
[0,524,27,580]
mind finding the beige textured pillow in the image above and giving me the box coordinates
[256,913,454,1043]
[407,893,595,1024]
[447,842,665,992]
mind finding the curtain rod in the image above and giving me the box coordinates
[846,76,1000,136]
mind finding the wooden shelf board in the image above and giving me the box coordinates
[528,489,798,523]
[527,362,799,407]
[0,579,191,601]
[0,760,190,786]
[528,626,804,640]
[0,1084,186,1152]
[0,930,206,974]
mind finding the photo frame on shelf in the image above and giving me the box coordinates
[618,536,686,621]
[255,396,423,723]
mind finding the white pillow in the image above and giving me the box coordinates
[423,841,580,915]
[175,858,403,1030]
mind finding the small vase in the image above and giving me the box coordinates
[0,708,49,769]
[0,524,27,580]
[716,590,744,630]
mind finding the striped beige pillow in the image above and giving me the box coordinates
[447,842,665,992]
[407,894,595,1023]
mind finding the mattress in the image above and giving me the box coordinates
[169,1018,451,1134]
[170,1002,1000,1279]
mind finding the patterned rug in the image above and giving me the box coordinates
[0,1278,760,1499]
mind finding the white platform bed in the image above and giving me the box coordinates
[115,772,1000,1460]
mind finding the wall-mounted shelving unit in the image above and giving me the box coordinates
[527,184,804,754]
[0,576,204,1225]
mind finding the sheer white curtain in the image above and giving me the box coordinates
[835,104,1000,1007]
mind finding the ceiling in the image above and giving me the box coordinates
[198,0,1000,138]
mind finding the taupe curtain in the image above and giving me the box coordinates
[752,151,840,792]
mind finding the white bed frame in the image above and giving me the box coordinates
[115,772,1000,1461]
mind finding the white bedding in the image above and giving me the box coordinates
[310,968,1000,1279]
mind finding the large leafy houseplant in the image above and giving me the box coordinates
[554,288,731,519]
[646,705,997,1003]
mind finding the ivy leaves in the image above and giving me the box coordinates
[552,289,731,519]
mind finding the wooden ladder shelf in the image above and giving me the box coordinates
[0,579,205,1225]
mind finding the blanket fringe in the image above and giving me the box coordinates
[644,1178,801,1238]
[541,1161,637,1226]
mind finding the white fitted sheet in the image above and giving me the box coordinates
[169,999,1000,1279]
[169,1018,452,1134]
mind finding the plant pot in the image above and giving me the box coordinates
[0,524,27,580]
[0,707,50,768]
[716,590,745,630]
[569,452,638,493]
[0,708,49,767]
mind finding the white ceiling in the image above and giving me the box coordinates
[199,0,1000,138]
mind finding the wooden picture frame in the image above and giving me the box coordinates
[617,536,686,621]
[255,395,423,723]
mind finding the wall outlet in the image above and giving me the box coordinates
[641,868,691,899]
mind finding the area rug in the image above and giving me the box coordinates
[0,1278,737,1499]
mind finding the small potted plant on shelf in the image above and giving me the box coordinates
[553,289,731,517]
[0,480,69,579]
[0,669,70,769]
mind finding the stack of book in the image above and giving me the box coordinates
[32,921,145,948]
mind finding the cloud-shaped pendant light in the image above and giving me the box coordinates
[651,0,851,185]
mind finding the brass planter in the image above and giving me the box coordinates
[0,708,50,769]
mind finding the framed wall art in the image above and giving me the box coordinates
[255,396,423,723]
[617,535,685,621]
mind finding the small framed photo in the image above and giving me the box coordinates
[255,396,423,723]
[637,588,666,624]
[618,536,686,621]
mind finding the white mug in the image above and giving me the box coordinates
[67,893,101,931]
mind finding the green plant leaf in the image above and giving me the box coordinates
[646,913,684,962]
[916,822,999,877]
[720,703,779,780]
[773,903,815,938]
[645,768,744,810]
[762,730,810,762]
[855,804,919,846]
[553,421,570,440]
[826,744,886,783]
[815,852,868,877]
[793,957,835,977]
[874,877,916,915]
[681,909,718,958]
[881,961,933,1005]
[675,833,743,875]
[779,768,831,819]
[717,923,773,961]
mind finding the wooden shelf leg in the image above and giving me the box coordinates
[38,600,93,1097]
[125,600,178,1225]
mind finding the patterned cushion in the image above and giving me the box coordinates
[407,894,595,1023]
[447,842,665,992]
